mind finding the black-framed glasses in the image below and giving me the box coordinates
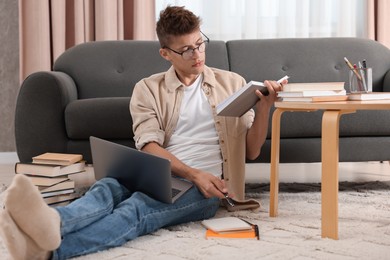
[163,31,209,60]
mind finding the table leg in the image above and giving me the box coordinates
[270,108,285,217]
[321,110,355,239]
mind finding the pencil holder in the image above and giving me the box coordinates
[349,68,372,93]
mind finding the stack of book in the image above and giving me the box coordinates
[201,217,259,240]
[15,152,85,206]
[278,82,348,102]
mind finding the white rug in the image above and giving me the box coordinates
[1,182,389,260]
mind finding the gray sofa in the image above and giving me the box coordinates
[15,38,390,164]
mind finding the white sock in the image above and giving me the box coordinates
[0,209,51,260]
[5,174,61,251]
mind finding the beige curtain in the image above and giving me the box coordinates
[19,0,156,82]
[367,0,390,49]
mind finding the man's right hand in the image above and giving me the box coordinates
[190,170,230,199]
[142,142,230,199]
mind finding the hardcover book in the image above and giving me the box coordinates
[201,217,252,233]
[205,227,258,240]
[27,176,69,187]
[277,90,346,98]
[216,76,288,117]
[216,81,268,117]
[347,92,390,101]
[39,180,75,198]
[202,217,259,240]
[281,82,345,92]
[281,95,348,102]
[32,153,83,166]
[15,161,85,177]
[43,193,80,205]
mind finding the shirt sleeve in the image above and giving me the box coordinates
[129,80,165,150]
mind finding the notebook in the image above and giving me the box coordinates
[90,136,193,204]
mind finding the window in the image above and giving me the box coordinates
[155,0,368,41]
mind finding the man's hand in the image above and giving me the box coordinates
[141,142,232,199]
[246,78,288,160]
[255,79,288,110]
[190,170,231,199]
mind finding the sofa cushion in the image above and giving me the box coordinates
[65,97,132,139]
[227,37,390,92]
[54,40,229,99]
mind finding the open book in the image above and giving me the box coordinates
[217,76,288,117]
[216,81,267,117]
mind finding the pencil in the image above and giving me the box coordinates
[344,57,362,81]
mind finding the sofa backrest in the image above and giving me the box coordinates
[227,37,390,92]
[54,40,229,99]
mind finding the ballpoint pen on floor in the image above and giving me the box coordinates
[239,218,260,240]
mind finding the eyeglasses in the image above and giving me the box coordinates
[163,32,210,60]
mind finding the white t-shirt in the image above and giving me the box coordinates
[166,74,223,177]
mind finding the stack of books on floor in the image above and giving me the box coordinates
[201,217,259,240]
[278,82,348,102]
[15,152,85,206]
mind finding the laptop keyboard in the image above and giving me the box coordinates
[172,188,181,198]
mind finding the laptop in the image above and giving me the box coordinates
[90,136,193,204]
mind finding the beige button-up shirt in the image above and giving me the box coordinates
[130,65,254,199]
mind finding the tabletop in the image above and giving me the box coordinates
[274,99,390,110]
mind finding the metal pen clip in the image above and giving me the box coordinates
[223,193,235,207]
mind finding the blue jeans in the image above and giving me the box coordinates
[52,177,220,259]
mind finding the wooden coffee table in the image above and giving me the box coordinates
[269,99,390,239]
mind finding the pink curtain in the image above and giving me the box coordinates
[367,0,390,49]
[19,0,156,82]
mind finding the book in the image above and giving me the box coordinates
[15,161,85,177]
[277,89,346,98]
[26,176,69,187]
[216,76,289,117]
[205,227,258,240]
[32,153,83,166]
[202,217,259,240]
[201,217,252,232]
[39,180,75,198]
[347,92,390,101]
[282,82,345,92]
[43,193,80,205]
[216,81,268,117]
[281,95,348,102]
[41,189,75,198]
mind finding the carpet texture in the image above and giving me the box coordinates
[1,182,389,260]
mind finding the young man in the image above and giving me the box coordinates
[0,6,285,260]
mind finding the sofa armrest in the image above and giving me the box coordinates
[383,69,390,92]
[15,71,78,162]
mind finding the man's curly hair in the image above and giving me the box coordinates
[156,6,202,47]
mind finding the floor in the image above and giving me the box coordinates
[0,151,389,187]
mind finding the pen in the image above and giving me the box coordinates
[223,192,235,207]
[239,218,259,240]
[358,61,367,92]
[277,75,289,84]
[362,59,367,69]
[257,75,289,96]
[344,57,362,80]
